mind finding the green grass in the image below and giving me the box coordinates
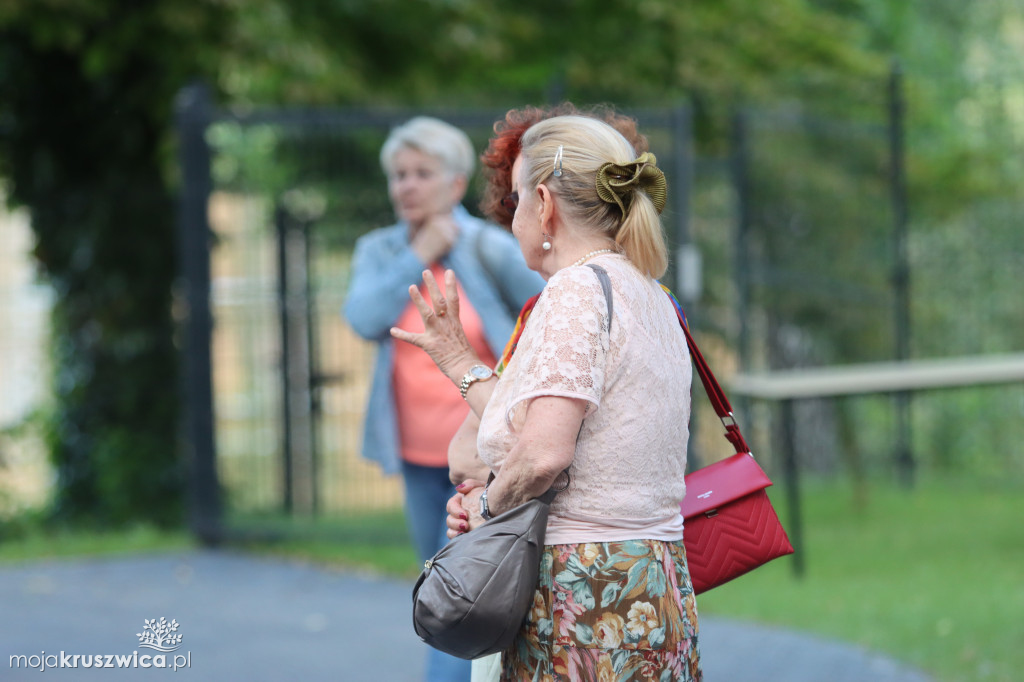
[696,474,1024,682]
[226,509,420,578]
[0,523,193,563]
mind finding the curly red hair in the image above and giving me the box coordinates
[479,103,649,229]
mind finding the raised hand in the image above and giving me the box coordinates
[390,268,478,382]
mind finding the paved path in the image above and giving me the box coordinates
[0,551,933,681]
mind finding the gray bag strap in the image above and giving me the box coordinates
[586,264,613,334]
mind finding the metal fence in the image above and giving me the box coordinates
[175,77,1024,544]
[717,72,1024,482]
[175,88,694,540]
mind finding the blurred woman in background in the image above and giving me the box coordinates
[343,116,544,682]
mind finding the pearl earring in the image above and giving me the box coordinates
[542,234,552,251]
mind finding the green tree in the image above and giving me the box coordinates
[218,0,881,126]
[0,0,226,526]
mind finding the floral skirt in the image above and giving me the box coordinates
[501,539,702,682]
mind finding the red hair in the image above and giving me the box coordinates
[479,104,648,229]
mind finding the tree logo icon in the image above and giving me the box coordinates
[136,618,184,652]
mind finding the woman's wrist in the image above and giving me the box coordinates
[448,356,486,386]
[454,482,488,532]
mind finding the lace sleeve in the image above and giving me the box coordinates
[504,267,610,425]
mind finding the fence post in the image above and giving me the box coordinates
[175,82,222,545]
[731,110,753,374]
[275,204,295,515]
[779,399,806,577]
[888,61,915,487]
[670,102,704,469]
[277,204,317,516]
[302,217,321,516]
[730,109,757,459]
[671,103,699,305]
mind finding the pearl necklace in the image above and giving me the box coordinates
[571,248,615,267]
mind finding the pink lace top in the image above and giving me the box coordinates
[477,253,692,544]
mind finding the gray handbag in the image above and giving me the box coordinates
[411,486,558,659]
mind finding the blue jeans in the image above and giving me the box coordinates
[401,461,472,682]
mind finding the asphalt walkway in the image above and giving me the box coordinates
[0,551,934,681]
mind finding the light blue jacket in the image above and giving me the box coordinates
[343,206,545,474]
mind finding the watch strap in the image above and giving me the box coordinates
[459,365,493,400]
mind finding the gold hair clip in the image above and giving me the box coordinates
[595,152,667,216]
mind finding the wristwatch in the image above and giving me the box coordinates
[479,486,493,521]
[459,364,494,400]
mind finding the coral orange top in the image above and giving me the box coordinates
[393,264,497,467]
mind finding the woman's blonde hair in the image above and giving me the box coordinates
[519,115,668,279]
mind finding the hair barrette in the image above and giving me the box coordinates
[553,145,564,177]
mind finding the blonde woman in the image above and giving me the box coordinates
[393,114,702,681]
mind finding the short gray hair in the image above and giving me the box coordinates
[380,116,475,179]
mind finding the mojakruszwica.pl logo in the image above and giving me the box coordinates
[9,617,192,672]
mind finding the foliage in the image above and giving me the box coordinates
[742,112,896,368]
[217,0,881,125]
[0,0,227,526]
[681,2,1024,473]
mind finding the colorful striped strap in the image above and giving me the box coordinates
[494,293,541,377]
[659,282,688,328]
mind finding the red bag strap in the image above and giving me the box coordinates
[669,304,752,456]
[588,266,751,456]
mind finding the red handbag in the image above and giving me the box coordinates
[673,305,795,594]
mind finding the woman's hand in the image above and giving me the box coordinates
[410,213,459,264]
[445,479,487,538]
[390,269,477,382]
